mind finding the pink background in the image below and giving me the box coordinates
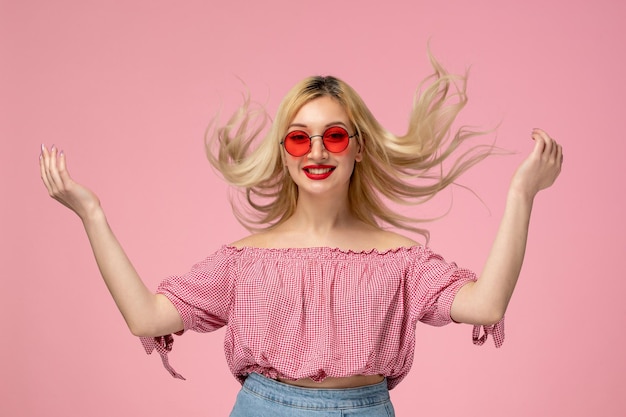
[2,1,625,416]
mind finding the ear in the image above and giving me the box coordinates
[354,139,363,162]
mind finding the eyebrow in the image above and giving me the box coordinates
[287,121,349,130]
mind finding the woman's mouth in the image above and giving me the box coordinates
[303,165,335,180]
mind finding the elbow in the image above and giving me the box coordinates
[130,326,147,337]
[481,314,504,327]
[128,323,146,337]
[128,318,181,338]
[480,307,505,326]
[451,283,506,326]
[130,326,162,338]
[128,320,157,338]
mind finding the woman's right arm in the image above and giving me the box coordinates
[39,145,183,337]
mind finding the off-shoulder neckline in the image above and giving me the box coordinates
[222,244,425,256]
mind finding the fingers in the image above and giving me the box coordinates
[39,145,101,219]
[53,148,70,185]
[43,145,58,191]
[58,149,67,176]
[39,145,48,184]
[40,144,54,195]
[531,128,551,155]
[531,128,563,163]
[48,146,62,189]
[531,131,546,155]
[40,144,68,199]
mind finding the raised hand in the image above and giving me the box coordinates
[510,128,563,199]
[451,128,564,326]
[39,144,184,337]
[39,145,102,221]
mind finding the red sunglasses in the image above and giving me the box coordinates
[281,126,358,157]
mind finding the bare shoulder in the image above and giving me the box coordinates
[229,230,284,248]
[229,233,263,248]
[349,221,419,251]
[369,229,420,250]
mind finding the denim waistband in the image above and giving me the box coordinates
[241,373,390,410]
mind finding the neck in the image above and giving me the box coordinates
[286,192,355,236]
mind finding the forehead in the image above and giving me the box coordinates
[290,96,349,127]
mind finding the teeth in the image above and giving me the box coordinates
[307,168,332,174]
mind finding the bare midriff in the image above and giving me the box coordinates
[278,374,385,389]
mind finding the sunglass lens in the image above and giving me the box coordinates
[323,127,350,152]
[284,131,310,156]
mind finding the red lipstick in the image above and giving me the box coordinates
[303,165,335,180]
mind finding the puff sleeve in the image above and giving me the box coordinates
[140,247,237,379]
[408,247,504,348]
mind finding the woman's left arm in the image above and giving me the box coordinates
[451,128,563,325]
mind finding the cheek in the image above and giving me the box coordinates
[284,158,301,175]
[348,143,363,162]
[281,148,296,168]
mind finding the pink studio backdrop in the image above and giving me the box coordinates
[2,1,625,416]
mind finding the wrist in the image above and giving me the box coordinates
[507,179,537,202]
[80,204,106,225]
[506,186,536,209]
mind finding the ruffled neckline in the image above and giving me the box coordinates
[221,244,427,260]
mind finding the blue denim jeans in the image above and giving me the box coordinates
[229,373,395,416]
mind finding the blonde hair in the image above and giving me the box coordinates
[206,54,495,240]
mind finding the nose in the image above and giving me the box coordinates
[307,135,328,160]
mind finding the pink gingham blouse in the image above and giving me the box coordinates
[140,245,504,389]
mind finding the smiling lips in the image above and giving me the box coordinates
[303,165,335,180]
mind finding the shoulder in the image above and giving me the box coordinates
[368,229,420,251]
[229,230,288,249]
[345,222,420,251]
[229,233,268,248]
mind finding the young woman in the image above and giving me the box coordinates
[39,56,563,416]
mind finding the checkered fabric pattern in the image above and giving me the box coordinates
[141,245,504,389]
